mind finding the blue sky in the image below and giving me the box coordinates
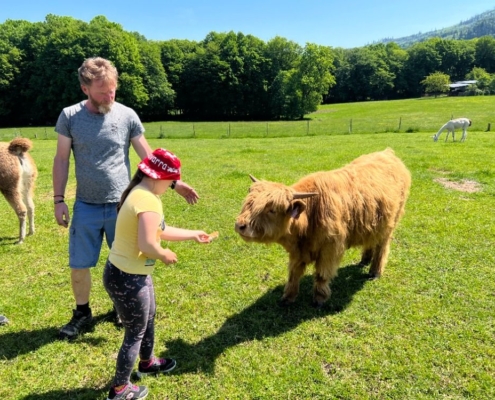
[2,0,494,48]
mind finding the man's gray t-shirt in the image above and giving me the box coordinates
[55,101,145,203]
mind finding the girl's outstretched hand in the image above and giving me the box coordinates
[194,231,219,243]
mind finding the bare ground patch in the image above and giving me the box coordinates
[434,178,481,193]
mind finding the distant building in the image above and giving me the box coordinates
[449,80,477,95]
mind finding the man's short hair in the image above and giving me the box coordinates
[78,57,118,87]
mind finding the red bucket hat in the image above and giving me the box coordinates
[138,149,181,180]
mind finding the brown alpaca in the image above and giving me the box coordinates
[0,138,38,244]
[235,148,411,307]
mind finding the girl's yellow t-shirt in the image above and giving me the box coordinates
[109,186,164,275]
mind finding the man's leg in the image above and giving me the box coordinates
[59,201,104,340]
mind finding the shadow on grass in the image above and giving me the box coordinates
[0,311,116,360]
[21,387,105,400]
[0,235,19,245]
[160,262,371,374]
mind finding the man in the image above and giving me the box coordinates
[53,57,198,340]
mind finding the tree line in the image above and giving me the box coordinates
[1,14,495,126]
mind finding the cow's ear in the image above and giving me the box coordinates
[289,200,306,219]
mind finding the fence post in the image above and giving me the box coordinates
[349,119,352,134]
[486,123,491,132]
[398,117,402,131]
[193,123,196,138]
[306,120,309,135]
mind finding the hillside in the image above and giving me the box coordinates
[380,8,495,47]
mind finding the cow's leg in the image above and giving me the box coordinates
[312,248,342,307]
[280,257,307,306]
[359,248,373,266]
[1,188,27,244]
[368,235,392,279]
[461,129,467,142]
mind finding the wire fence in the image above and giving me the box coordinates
[0,116,491,141]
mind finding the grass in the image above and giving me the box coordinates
[1,97,495,399]
[1,95,494,141]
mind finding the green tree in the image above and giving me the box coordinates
[474,36,495,73]
[136,39,175,120]
[421,71,450,97]
[274,43,335,119]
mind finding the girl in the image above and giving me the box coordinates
[104,148,210,400]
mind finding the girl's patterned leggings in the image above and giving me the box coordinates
[103,259,156,386]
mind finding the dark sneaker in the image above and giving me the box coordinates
[0,315,8,325]
[137,357,177,378]
[107,383,148,399]
[59,309,93,340]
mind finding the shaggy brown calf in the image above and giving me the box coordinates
[0,138,38,244]
[235,148,411,307]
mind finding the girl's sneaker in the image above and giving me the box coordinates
[137,357,177,378]
[107,383,148,399]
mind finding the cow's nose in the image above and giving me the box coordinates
[234,222,246,233]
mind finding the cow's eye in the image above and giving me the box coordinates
[269,209,276,214]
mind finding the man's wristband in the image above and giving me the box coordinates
[170,180,177,190]
[54,199,65,204]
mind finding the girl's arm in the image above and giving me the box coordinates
[160,226,210,243]
[138,212,177,264]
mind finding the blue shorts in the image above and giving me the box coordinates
[69,200,118,269]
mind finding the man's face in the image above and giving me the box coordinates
[82,79,117,114]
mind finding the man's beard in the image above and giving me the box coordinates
[90,97,113,114]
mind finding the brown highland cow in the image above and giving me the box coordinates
[0,138,38,244]
[235,148,411,307]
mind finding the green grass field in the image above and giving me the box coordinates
[1,97,494,399]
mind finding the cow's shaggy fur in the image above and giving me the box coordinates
[235,148,411,307]
[433,118,471,142]
[0,138,38,244]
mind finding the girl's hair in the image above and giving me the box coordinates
[117,169,145,213]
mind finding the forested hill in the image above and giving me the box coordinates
[380,8,495,47]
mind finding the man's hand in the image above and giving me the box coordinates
[55,202,70,228]
[174,180,199,204]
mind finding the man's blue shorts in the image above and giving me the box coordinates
[69,200,118,269]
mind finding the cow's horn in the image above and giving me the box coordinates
[249,174,259,182]
[293,192,318,199]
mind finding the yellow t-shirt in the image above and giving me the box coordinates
[109,186,164,275]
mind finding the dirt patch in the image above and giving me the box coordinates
[435,178,481,193]
[312,109,338,114]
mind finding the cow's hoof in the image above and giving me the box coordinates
[312,300,325,309]
[278,298,294,307]
[367,273,380,280]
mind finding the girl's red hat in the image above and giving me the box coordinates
[138,148,181,180]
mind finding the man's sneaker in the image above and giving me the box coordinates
[59,309,93,340]
[107,383,148,400]
[0,315,9,325]
[136,357,177,378]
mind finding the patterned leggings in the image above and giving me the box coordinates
[103,259,156,386]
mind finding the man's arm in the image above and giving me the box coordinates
[53,135,72,227]
[130,133,152,160]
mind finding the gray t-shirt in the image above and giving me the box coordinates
[55,101,145,203]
